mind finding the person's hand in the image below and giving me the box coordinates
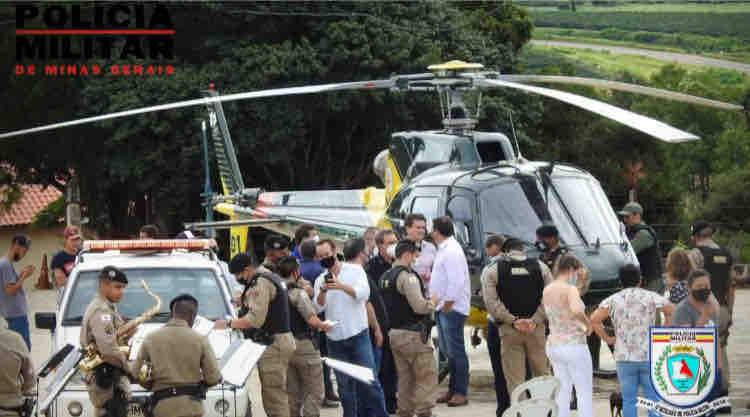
[512,319,526,332]
[124,324,138,338]
[430,293,439,306]
[19,265,35,280]
[319,322,333,333]
[373,327,384,347]
[214,320,228,330]
[325,276,343,291]
[584,322,594,337]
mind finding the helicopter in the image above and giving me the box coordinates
[1,60,743,375]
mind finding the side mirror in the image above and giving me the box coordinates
[35,312,56,331]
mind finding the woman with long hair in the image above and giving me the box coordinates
[542,253,593,417]
[664,248,695,304]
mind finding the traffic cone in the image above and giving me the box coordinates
[35,253,51,290]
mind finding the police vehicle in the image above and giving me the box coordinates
[34,239,250,417]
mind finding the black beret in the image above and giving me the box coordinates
[264,234,289,251]
[395,240,417,258]
[536,224,559,238]
[229,253,254,274]
[170,293,198,311]
[99,266,128,284]
[691,220,712,236]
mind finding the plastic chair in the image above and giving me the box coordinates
[502,399,558,417]
[510,376,561,405]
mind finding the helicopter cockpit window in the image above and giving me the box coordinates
[447,196,473,247]
[476,141,507,164]
[551,176,621,244]
[411,196,440,231]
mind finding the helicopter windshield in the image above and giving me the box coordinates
[551,176,621,244]
[479,177,584,246]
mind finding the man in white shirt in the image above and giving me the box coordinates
[314,238,389,417]
[429,216,471,407]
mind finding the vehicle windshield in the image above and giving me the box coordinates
[551,176,621,244]
[480,176,582,245]
[63,268,230,325]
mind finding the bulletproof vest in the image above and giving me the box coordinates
[627,223,662,281]
[239,272,291,339]
[698,246,732,305]
[496,257,544,319]
[287,285,314,340]
[379,266,427,330]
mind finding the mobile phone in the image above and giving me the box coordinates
[325,272,334,283]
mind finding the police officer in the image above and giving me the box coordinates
[481,238,552,395]
[687,221,734,410]
[0,317,34,417]
[133,294,221,417]
[277,256,332,417]
[261,235,291,274]
[80,266,133,417]
[619,202,663,292]
[482,235,510,417]
[216,253,296,417]
[380,240,437,417]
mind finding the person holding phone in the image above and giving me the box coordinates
[1,235,34,349]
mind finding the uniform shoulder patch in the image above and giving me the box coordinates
[407,275,419,286]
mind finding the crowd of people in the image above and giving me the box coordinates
[0,205,742,417]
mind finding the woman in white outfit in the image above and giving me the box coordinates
[542,254,593,417]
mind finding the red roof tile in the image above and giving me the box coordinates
[0,185,62,227]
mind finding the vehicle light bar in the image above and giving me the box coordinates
[83,239,217,252]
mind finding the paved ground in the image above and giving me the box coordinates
[530,40,750,75]
[27,287,750,416]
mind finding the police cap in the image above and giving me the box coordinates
[536,224,559,238]
[395,240,417,259]
[691,220,712,237]
[264,234,289,252]
[99,266,128,284]
[618,202,643,216]
[229,253,255,274]
[170,293,199,311]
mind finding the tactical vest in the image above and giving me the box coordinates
[698,246,732,306]
[496,257,544,319]
[239,272,291,341]
[539,246,568,272]
[627,223,662,282]
[287,285,314,340]
[379,266,427,330]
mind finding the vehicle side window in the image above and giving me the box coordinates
[447,195,473,247]
[411,196,440,228]
[387,188,411,219]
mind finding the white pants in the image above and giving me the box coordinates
[545,344,593,417]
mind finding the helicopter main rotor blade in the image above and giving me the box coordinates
[475,77,699,143]
[0,79,398,140]
[497,75,744,111]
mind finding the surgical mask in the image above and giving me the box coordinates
[320,256,336,269]
[693,288,711,303]
[386,244,396,259]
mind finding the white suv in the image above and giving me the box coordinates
[35,241,250,417]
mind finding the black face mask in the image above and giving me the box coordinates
[320,256,336,269]
[693,288,711,303]
[12,253,21,262]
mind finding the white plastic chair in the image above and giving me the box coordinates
[510,376,561,405]
[502,398,558,417]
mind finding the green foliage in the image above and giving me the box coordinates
[31,196,65,229]
[531,11,750,38]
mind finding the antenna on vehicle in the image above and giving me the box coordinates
[507,109,523,161]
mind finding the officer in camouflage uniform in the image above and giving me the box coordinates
[619,202,662,292]
[380,240,437,417]
[217,253,296,417]
[277,256,332,417]
[133,294,221,417]
[0,317,34,417]
[80,266,133,417]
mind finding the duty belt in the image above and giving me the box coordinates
[151,384,206,405]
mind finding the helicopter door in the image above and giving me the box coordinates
[446,194,478,258]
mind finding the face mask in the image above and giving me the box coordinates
[693,288,711,303]
[12,253,21,262]
[569,271,578,286]
[320,256,336,269]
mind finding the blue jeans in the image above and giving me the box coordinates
[328,330,389,417]
[616,361,658,417]
[7,315,30,349]
[358,344,383,417]
[437,310,469,396]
